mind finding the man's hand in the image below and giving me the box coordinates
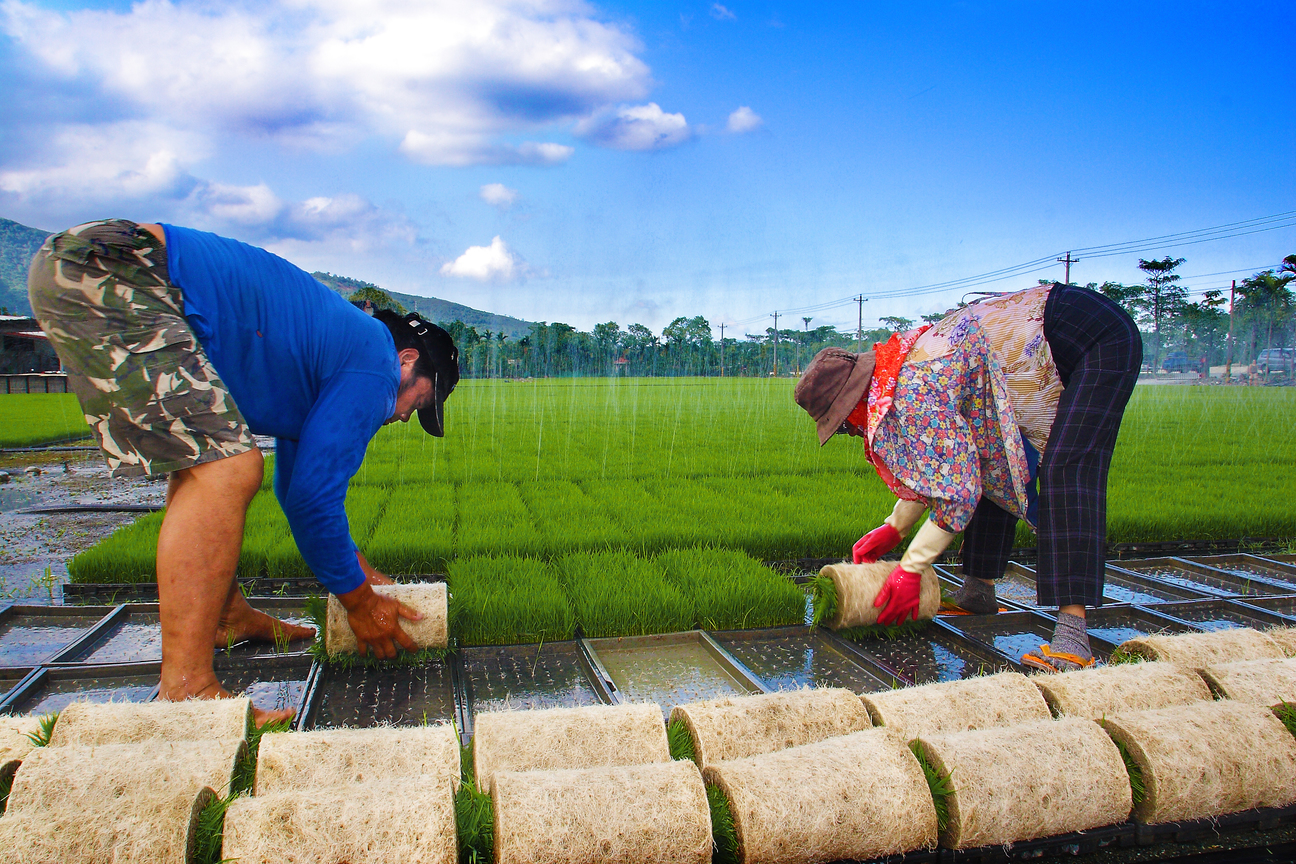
[853,523,902,564]
[357,550,395,586]
[873,564,923,625]
[336,582,422,659]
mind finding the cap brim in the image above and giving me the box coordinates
[417,395,446,437]
[815,353,876,445]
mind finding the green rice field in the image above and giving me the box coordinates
[0,393,90,447]
[25,379,1296,642]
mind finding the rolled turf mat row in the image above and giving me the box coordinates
[48,697,251,747]
[859,671,1050,739]
[1266,626,1296,657]
[1099,700,1296,824]
[325,582,449,655]
[1199,657,1296,707]
[223,775,457,864]
[702,727,936,864]
[0,715,40,767]
[915,717,1131,849]
[670,688,870,768]
[256,723,460,794]
[0,738,244,864]
[492,760,711,864]
[1116,627,1285,669]
[1031,662,1212,719]
[815,562,940,629]
[473,702,669,790]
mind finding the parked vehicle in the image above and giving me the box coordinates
[1160,351,1192,373]
[1255,348,1295,375]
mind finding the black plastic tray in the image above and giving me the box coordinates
[1111,558,1292,599]
[0,604,115,668]
[1082,605,1197,648]
[936,611,1113,666]
[1144,598,1294,633]
[711,626,899,692]
[0,662,159,716]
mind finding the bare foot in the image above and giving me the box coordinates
[214,591,316,649]
[159,679,295,728]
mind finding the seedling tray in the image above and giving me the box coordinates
[0,667,36,707]
[0,604,115,668]
[1179,554,1296,592]
[1100,566,1214,604]
[462,641,606,722]
[300,657,457,730]
[1082,605,1196,649]
[0,662,159,716]
[836,625,1015,684]
[1144,599,1294,633]
[710,626,898,692]
[932,564,1034,609]
[51,605,160,664]
[582,631,764,716]
[936,611,1113,666]
[1110,557,1289,599]
[213,653,313,716]
[1231,595,1296,620]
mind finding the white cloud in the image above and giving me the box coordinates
[440,236,530,282]
[480,183,519,208]
[1,0,651,167]
[576,103,691,151]
[710,3,736,20]
[726,106,763,133]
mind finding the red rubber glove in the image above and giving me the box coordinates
[873,564,923,625]
[853,523,902,564]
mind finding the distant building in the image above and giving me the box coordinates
[0,315,60,374]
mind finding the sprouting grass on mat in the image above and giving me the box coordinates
[667,716,696,763]
[707,783,739,864]
[1110,735,1146,807]
[1108,646,1145,665]
[657,547,803,631]
[24,712,57,747]
[456,742,493,864]
[449,555,575,645]
[304,593,452,668]
[558,550,693,637]
[193,715,291,864]
[908,741,953,834]
[808,572,837,628]
[1274,702,1296,740]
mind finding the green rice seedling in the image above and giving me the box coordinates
[558,551,693,637]
[807,572,838,629]
[706,783,739,864]
[193,791,240,864]
[1274,702,1296,740]
[364,485,455,575]
[656,547,803,631]
[237,491,291,579]
[448,556,574,646]
[345,485,391,548]
[231,716,292,795]
[24,712,57,747]
[456,482,545,559]
[667,716,697,763]
[66,512,164,584]
[908,740,954,834]
[456,742,493,864]
[0,763,15,816]
[0,394,92,447]
[836,619,930,641]
[520,481,622,555]
[1108,646,1145,665]
[1110,735,1146,807]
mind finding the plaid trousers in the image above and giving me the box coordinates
[962,284,1142,606]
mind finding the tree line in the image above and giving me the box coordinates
[350,255,1294,379]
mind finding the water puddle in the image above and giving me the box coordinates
[464,642,602,714]
[589,636,757,714]
[0,487,41,513]
[713,630,891,693]
[309,661,456,728]
[0,611,99,666]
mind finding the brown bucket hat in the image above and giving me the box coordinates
[794,347,877,445]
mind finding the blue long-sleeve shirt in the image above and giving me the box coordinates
[162,224,397,594]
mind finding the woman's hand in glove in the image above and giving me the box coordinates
[873,564,922,625]
[853,523,902,564]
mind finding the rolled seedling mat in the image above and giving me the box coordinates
[1031,662,1212,719]
[256,723,460,794]
[1116,627,1285,669]
[1199,657,1296,707]
[0,715,41,767]
[670,687,870,768]
[703,726,936,864]
[1266,626,1296,657]
[915,717,1131,849]
[0,738,244,864]
[48,696,251,747]
[816,562,939,628]
[473,702,669,791]
[1099,700,1296,824]
[492,760,711,864]
[325,582,449,655]
[859,671,1050,739]
[223,775,457,864]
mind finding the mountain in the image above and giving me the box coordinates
[312,271,535,338]
[0,216,535,336]
[0,217,54,316]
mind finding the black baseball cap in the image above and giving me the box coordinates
[401,313,459,437]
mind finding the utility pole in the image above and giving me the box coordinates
[770,311,780,376]
[1225,280,1236,383]
[1056,252,1079,286]
[719,323,725,378]
[855,295,867,352]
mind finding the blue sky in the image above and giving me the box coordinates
[1,0,1292,335]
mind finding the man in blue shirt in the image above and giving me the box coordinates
[28,219,459,726]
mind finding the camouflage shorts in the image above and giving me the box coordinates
[27,219,255,477]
